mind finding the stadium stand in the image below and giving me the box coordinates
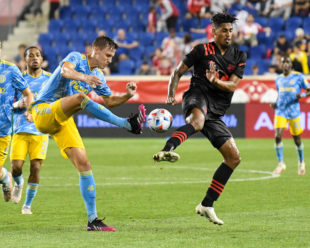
[36,0,310,75]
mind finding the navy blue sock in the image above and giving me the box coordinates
[202,163,233,207]
[162,124,195,151]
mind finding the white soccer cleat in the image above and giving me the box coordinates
[22,205,32,215]
[195,203,224,225]
[1,172,12,202]
[298,161,306,175]
[153,151,180,162]
[273,162,286,175]
[12,182,24,204]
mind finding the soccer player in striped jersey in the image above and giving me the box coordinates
[11,46,50,214]
[153,13,247,225]
[29,36,146,231]
[0,41,33,202]
[271,56,310,175]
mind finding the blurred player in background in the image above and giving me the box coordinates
[0,41,33,202]
[11,46,50,214]
[29,36,146,231]
[271,56,310,175]
[153,13,247,225]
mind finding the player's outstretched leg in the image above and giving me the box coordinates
[0,168,12,202]
[153,124,196,162]
[81,96,146,134]
[273,141,285,174]
[195,203,224,225]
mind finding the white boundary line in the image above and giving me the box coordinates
[40,166,279,187]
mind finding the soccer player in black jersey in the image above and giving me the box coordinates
[153,12,247,225]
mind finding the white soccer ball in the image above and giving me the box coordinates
[147,108,173,133]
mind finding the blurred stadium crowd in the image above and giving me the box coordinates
[10,0,310,76]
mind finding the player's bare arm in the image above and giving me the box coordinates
[167,62,189,105]
[206,62,241,92]
[61,62,103,88]
[22,87,34,122]
[103,82,137,107]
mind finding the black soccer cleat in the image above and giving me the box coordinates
[87,218,116,232]
[128,104,146,134]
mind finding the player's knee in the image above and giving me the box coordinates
[75,92,87,104]
[226,154,241,168]
[189,117,204,131]
[275,135,282,143]
[30,162,42,176]
[11,166,22,177]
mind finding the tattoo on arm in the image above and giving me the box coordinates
[168,62,188,96]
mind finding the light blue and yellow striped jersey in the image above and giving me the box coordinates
[31,52,112,109]
[0,59,29,137]
[13,70,51,135]
[70,67,112,97]
[275,71,310,119]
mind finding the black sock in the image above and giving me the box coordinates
[201,163,233,207]
[162,124,196,151]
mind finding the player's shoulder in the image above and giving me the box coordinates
[42,70,52,77]
[67,51,83,59]
[0,59,16,67]
[231,46,247,61]
[0,60,20,72]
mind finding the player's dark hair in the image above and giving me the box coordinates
[92,36,118,50]
[24,46,43,58]
[211,12,238,28]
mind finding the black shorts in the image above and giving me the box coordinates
[182,87,232,149]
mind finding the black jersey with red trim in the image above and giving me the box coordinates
[183,42,247,117]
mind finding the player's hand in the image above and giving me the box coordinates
[166,96,177,105]
[206,61,219,84]
[19,98,27,108]
[126,81,137,97]
[25,112,33,122]
[85,75,103,88]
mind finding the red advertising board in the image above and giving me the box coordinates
[89,77,190,104]
[92,76,310,104]
[246,103,310,138]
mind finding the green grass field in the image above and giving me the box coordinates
[1,138,309,248]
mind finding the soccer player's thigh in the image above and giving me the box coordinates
[288,116,303,136]
[10,133,29,161]
[52,117,85,159]
[0,135,11,166]
[182,87,207,117]
[32,100,70,135]
[274,115,288,130]
[28,135,49,160]
[201,119,235,151]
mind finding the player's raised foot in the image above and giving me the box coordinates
[12,181,24,204]
[2,172,12,202]
[153,151,180,162]
[298,161,306,175]
[22,205,32,215]
[195,203,224,225]
[87,218,116,232]
[273,162,286,175]
[128,104,146,134]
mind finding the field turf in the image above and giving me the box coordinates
[1,138,309,248]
